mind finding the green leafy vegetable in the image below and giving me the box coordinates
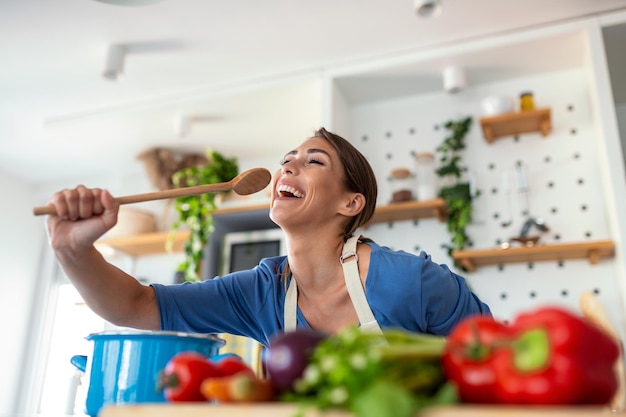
[282,327,458,417]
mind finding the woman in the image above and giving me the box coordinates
[46,128,490,347]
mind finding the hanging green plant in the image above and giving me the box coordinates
[170,150,239,282]
[435,116,478,268]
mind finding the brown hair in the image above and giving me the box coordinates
[313,127,378,241]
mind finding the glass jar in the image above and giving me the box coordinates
[414,152,437,200]
[519,91,535,111]
[389,168,414,203]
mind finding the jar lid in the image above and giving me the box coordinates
[390,168,411,179]
[519,91,533,97]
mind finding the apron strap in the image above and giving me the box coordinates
[341,236,383,334]
[284,275,298,332]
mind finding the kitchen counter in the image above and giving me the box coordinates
[99,403,614,417]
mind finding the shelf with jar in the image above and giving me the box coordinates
[480,107,552,144]
[451,240,615,272]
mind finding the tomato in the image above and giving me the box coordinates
[214,355,256,377]
[158,352,221,402]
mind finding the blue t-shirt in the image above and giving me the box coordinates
[152,241,491,347]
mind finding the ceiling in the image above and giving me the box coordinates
[2,0,626,185]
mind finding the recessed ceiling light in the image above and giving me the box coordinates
[92,0,164,6]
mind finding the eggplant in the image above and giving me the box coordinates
[263,329,327,393]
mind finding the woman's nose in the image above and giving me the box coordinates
[281,162,297,175]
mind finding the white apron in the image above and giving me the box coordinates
[283,235,383,334]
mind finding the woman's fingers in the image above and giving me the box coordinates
[49,186,113,221]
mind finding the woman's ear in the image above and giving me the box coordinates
[338,193,366,217]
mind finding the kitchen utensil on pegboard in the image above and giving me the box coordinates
[509,160,549,245]
[515,160,531,217]
[500,170,513,228]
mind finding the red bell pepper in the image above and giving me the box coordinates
[443,306,620,405]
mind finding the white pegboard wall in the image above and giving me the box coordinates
[351,67,626,338]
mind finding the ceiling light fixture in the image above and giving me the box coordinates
[174,114,215,138]
[414,0,443,18]
[442,65,466,94]
[103,44,126,81]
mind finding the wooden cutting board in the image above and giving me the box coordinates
[99,403,613,417]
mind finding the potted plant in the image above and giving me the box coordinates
[169,150,239,282]
[435,116,478,268]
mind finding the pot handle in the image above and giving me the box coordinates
[70,355,88,373]
[209,353,242,362]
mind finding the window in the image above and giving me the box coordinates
[37,281,106,415]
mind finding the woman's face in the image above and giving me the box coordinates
[269,136,351,230]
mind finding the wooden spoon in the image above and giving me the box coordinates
[33,167,272,216]
[580,290,626,412]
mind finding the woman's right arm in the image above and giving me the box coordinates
[46,185,161,330]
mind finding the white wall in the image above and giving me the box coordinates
[0,168,46,416]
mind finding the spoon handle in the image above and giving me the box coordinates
[116,182,233,204]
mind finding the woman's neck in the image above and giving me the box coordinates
[284,229,345,294]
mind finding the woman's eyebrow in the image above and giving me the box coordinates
[282,148,331,158]
[306,148,330,157]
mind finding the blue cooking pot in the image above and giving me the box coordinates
[71,330,225,416]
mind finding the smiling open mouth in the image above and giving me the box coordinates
[277,184,304,198]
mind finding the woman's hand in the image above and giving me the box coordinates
[46,185,119,251]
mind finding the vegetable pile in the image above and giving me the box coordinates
[273,327,456,417]
[155,305,621,414]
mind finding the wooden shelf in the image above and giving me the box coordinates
[480,107,551,144]
[95,199,446,257]
[96,230,190,257]
[452,240,615,272]
[214,200,447,224]
[369,198,446,224]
